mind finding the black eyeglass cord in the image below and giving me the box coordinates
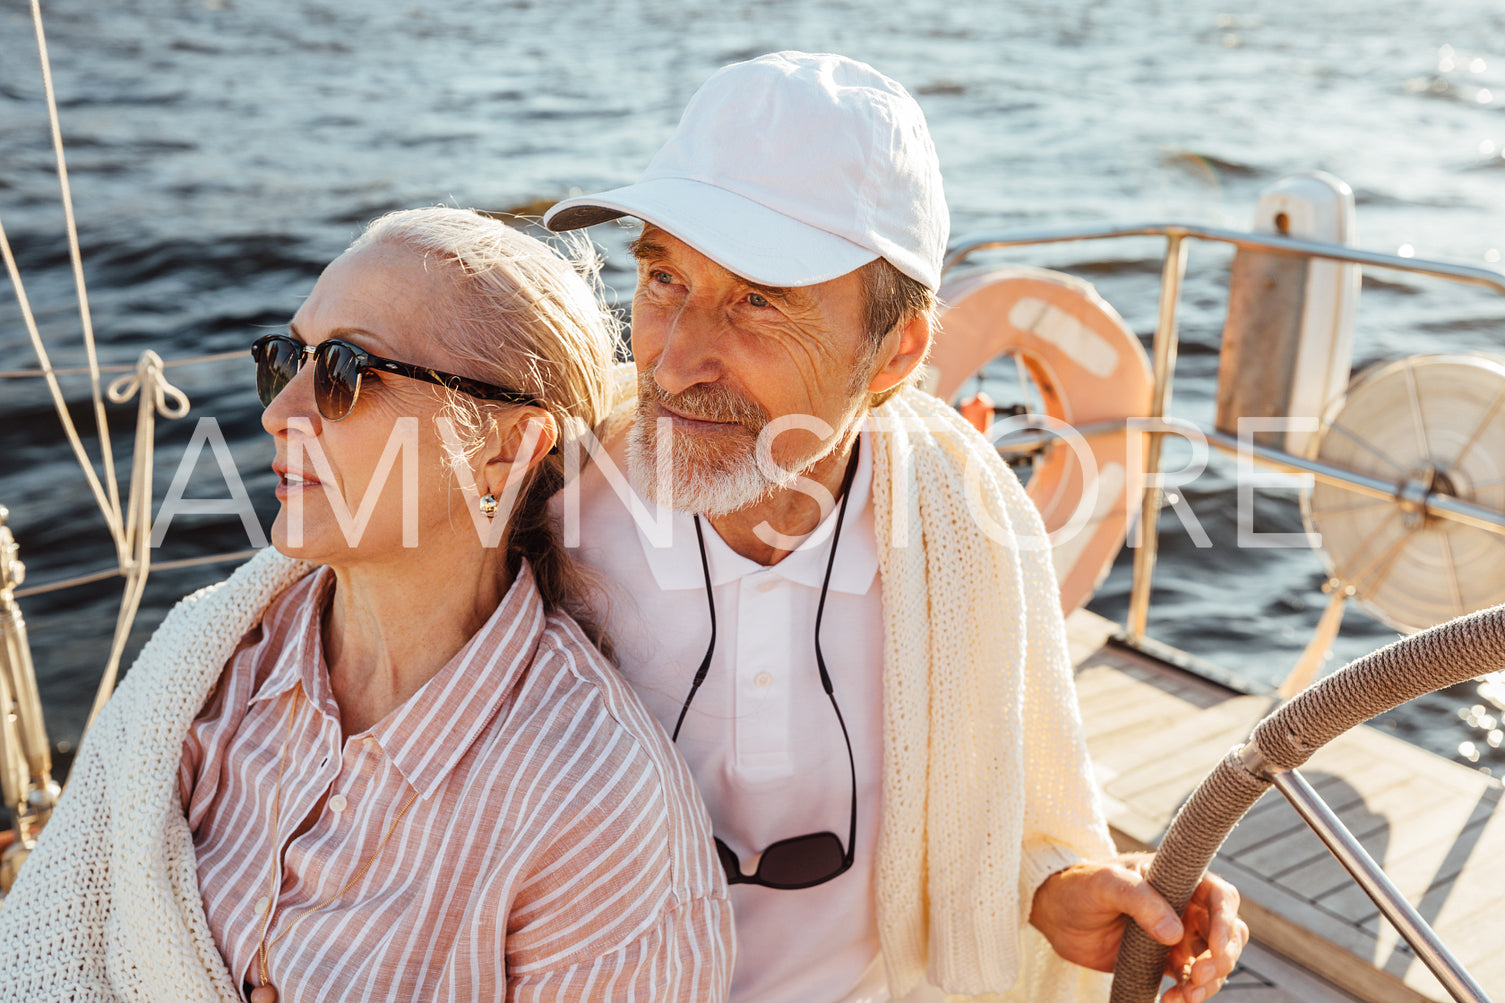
[813,455,861,864]
[671,515,718,743]
[675,446,862,874]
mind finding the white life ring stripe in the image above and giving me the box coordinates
[934,266,1155,614]
[1008,297,1122,379]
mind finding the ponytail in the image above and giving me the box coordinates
[509,454,614,661]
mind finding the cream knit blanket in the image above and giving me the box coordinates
[0,549,311,1001]
[867,388,1114,1001]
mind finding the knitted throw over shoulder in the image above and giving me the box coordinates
[868,388,1113,1001]
[0,549,312,1001]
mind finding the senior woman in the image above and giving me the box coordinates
[0,207,733,1001]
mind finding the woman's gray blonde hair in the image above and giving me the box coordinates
[349,206,621,651]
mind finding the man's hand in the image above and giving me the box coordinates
[1028,852,1249,1003]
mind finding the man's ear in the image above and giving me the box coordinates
[479,409,559,496]
[867,313,932,394]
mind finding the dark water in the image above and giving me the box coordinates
[3,0,1505,772]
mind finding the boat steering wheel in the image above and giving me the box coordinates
[1108,604,1505,1003]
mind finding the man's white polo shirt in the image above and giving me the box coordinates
[557,434,890,1003]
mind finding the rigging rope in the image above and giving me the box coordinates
[29,0,124,550]
[84,354,193,731]
[0,348,247,380]
[12,550,262,602]
[1,1,240,750]
[0,218,121,554]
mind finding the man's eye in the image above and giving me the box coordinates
[747,292,770,308]
[652,270,675,285]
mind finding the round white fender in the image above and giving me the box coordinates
[934,265,1154,614]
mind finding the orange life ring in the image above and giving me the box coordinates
[933,265,1154,614]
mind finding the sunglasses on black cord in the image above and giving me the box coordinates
[674,450,861,891]
[251,333,538,422]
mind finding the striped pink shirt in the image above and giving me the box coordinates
[179,562,733,1002]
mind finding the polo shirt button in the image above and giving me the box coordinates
[328,794,348,813]
[753,672,773,688]
[254,896,270,915]
[755,577,779,593]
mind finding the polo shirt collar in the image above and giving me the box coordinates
[634,435,878,596]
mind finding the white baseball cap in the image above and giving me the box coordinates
[544,51,949,291]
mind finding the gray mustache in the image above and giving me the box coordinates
[638,370,769,429]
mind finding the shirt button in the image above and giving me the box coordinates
[254,896,270,915]
[754,577,779,594]
[753,672,773,688]
[328,794,348,813]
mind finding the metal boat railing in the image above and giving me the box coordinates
[948,225,1505,1003]
[943,222,1505,651]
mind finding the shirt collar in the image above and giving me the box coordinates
[249,562,548,801]
[369,560,546,799]
[249,567,335,708]
[634,435,878,596]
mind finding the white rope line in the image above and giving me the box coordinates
[1,210,215,733]
[13,567,121,599]
[106,353,192,421]
[31,0,123,538]
[84,354,194,731]
[108,351,190,557]
[3,2,223,736]
[0,348,247,379]
[0,215,122,553]
[12,550,262,601]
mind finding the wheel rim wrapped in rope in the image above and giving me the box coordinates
[1108,602,1505,1003]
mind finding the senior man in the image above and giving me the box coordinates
[544,51,1246,1003]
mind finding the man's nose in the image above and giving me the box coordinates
[652,300,727,396]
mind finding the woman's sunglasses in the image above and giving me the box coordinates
[251,333,538,421]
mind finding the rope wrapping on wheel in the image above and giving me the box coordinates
[1109,750,1271,1002]
[1109,602,1505,1003]
[1252,604,1505,770]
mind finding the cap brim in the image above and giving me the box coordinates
[544,178,877,288]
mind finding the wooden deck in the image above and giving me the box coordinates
[1069,609,1504,1003]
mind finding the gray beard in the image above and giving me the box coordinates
[626,365,861,517]
[625,408,789,516]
